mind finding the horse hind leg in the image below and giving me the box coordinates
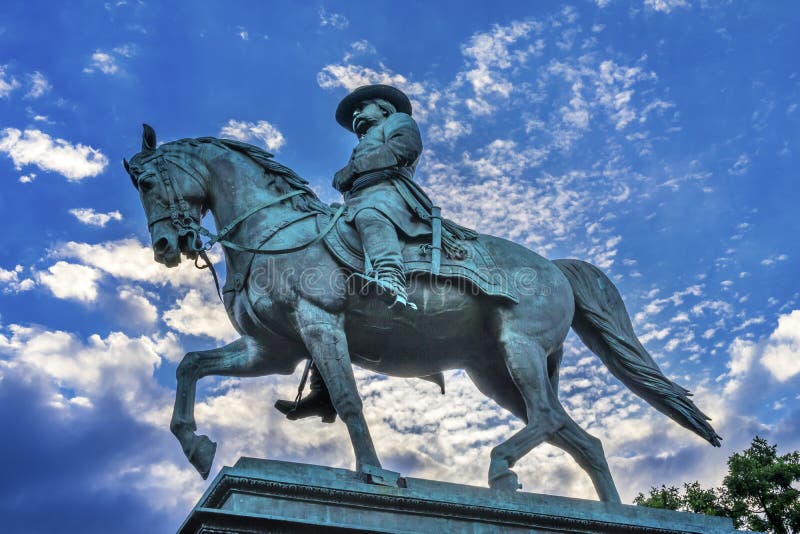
[543,347,621,502]
[170,336,272,479]
[548,419,620,502]
[488,333,568,492]
[474,341,621,502]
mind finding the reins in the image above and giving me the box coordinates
[151,154,345,300]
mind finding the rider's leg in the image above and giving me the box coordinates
[274,363,337,423]
[275,209,408,421]
[354,208,410,307]
[276,209,409,421]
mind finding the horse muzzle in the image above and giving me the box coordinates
[153,232,182,267]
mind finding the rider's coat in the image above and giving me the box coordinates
[333,112,430,239]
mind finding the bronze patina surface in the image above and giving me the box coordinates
[126,86,720,504]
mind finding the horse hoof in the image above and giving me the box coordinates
[489,469,521,491]
[188,434,217,480]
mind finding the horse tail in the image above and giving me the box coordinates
[553,258,722,447]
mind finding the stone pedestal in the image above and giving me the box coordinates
[178,457,736,533]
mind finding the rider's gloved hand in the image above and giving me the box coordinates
[333,163,356,192]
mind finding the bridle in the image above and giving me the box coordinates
[145,153,345,299]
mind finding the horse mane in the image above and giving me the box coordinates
[166,136,333,215]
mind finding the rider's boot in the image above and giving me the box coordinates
[354,208,416,310]
[368,266,414,309]
[274,365,337,423]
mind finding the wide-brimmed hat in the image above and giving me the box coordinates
[335,84,412,131]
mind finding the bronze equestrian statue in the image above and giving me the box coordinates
[125,85,721,503]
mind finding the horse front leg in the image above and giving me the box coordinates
[170,335,271,479]
[294,299,381,472]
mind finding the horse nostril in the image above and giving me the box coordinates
[154,237,169,254]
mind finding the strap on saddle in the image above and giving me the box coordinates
[430,206,442,276]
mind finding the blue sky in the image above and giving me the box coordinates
[1,1,798,532]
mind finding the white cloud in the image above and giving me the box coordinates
[54,238,218,289]
[759,311,800,382]
[0,265,35,293]
[113,44,136,57]
[760,254,788,266]
[0,128,108,181]
[24,71,51,99]
[83,45,136,74]
[86,50,119,74]
[458,21,543,114]
[37,261,102,302]
[317,63,427,97]
[462,138,548,178]
[634,285,704,324]
[427,119,472,144]
[420,158,591,250]
[728,153,749,175]
[162,289,238,342]
[639,327,671,344]
[0,321,192,509]
[640,99,673,122]
[725,310,800,394]
[123,461,203,511]
[644,0,689,13]
[599,61,653,129]
[118,286,159,325]
[538,57,665,151]
[219,119,286,152]
[690,298,732,318]
[0,324,171,413]
[0,65,20,97]
[69,208,123,227]
[732,316,765,332]
[319,7,348,29]
[462,20,538,71]
[18,172,36,183]
[343,39,376,62]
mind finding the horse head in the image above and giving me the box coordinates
[124,124,208,267]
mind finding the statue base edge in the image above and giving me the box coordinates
[178,457,736,533]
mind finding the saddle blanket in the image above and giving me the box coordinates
[318,213,519,304]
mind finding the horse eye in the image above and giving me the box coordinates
[139,177,156,191]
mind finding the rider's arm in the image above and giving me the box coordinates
[350,113,422,174]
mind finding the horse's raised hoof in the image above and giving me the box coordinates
[489,469,522,491]
[187,434,217,480]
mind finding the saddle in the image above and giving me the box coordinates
[318,212,519,304]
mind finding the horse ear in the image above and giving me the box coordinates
[142,123,157,151]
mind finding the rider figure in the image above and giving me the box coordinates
[275,84,473,422]
[333,84,423,308]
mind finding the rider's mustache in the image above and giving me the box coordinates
[353,114,378,135]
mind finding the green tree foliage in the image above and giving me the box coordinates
[633,484,683,510]
[723,437,800,533]
[634,437,800,533]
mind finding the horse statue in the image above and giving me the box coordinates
[125,124,721,503]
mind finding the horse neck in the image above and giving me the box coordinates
[205,151,289,228]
